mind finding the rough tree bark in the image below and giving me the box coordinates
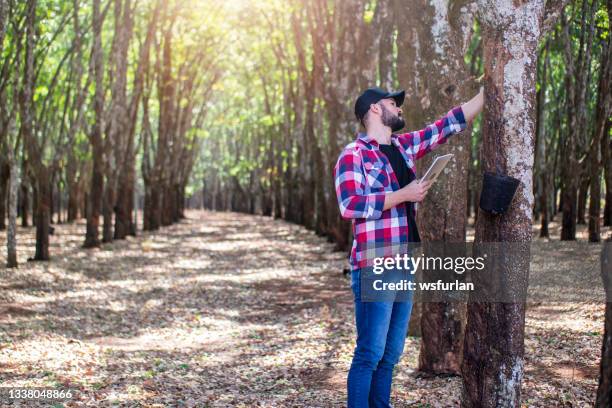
[319,0,364,248]
[597,240,611,406]
[115,0,156,239]
[395,0,476,375]
[461,0,546,405]
[84,0,106,248]
[19,172,29,227]
[588,1,611,243]
[102,0,134,243]
[0,161,8,230]
[21,0,52,261]
[535,41,549,238]
[6,150,18,267]
[604,119,612,227]
[395,0,422,337]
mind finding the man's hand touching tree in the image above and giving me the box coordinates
[461,87,484,123]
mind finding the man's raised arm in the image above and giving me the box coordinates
[396,88,484,160]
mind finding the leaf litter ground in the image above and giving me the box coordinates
[0,211,607,407]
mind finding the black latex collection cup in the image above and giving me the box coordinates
[479,171,520,215]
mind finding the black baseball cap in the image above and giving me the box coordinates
[354,87,405,122]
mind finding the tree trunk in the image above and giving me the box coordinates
[540,174,550,238]
[408,302,422,337]
[143,182,161,231]
[49,175,55,224]
[589,7,611,242]
[604,120,612,227]
[396,0,476,376]
[21,0,52,260]
[20,177,29,227]
[84,0,105,248]
[0,160,8,230]
[57,178,62,224]
[597,241,612,406]
[536,41,549,238]
[67,180,80,222]
[6,153,19,267]
[114,167,135,239]
[33,172,51,261]
[577,177,589,225]
[102,185,115,242]
[462,1,544,405]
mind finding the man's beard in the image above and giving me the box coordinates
[380,104,405,132]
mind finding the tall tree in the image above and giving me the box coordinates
[461,0,547,405]
[604,119,612,227]
[535,40,550,238]
[84,0,107,248]
[114,0,160,239]
[101,0,134,242]
[587,1,611,243]
[597,240,611,406]
[1,0,25,267]
[396,0,477,375]
[20,0,54,261]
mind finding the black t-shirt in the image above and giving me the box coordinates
[378,143,421,243]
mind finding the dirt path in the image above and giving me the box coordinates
[0,210,605,407]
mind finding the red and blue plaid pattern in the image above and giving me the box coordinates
[334,105,467,271]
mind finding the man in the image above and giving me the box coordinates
[334,87,484,407]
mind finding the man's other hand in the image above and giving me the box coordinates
[402,179,433,202]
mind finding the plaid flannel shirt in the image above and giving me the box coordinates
[334,105,467,271]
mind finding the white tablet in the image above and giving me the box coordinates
[418,154,454,184]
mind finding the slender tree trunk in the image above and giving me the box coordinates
[67,181,80,222]
[33,172,51,260]
[396,0,476,376]
[597,241,612,406]
[21,0,52,261]
[577,177,589,225]
[540,173,550,238]
[6,153,19,267]
[604,120,612,227]
[144,182,161,230]
[462,1,545,405]
[57,179,62,224]
[102,186,115,242]
[84,0,106,248]
[20,177,29,227]
[589,8,611,241]
[49,175,55,224]
[536,42,549,238]
[0,161,8,230]
[302,98,316,229]
[273,135,283,219]
[31,183,37,228]
[114,166,135,239]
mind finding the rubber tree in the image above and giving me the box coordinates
[84,0,106,248]
[395,0,477,375]
[461,0,548,405]
[598,240,612,406]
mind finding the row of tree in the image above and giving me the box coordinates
[195,0,611,246]
[0,0,610,405]
[188,0,611,406]
[0,0,221,266]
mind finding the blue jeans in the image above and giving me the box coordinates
[347,269,414,408]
